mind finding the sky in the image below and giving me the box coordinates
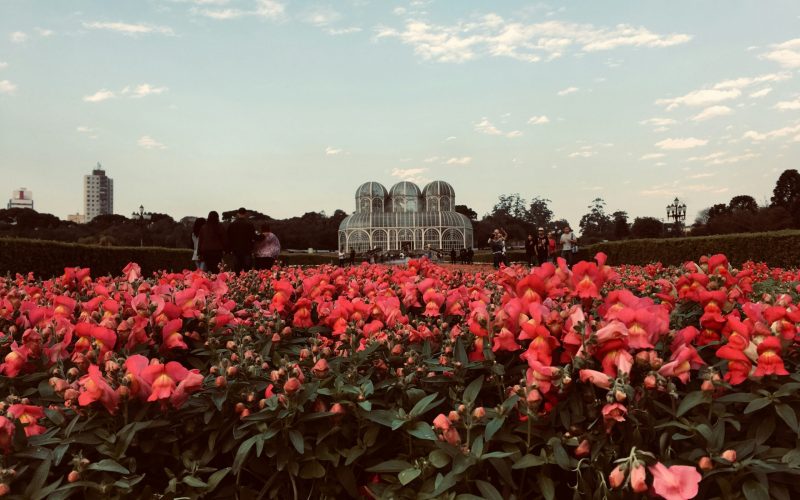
[1,0,799,231]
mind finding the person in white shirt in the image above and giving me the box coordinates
[559,226,577,266]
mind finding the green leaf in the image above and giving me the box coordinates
[676,390,710,417]
[398,467,421,486]
[742,479,769,500]
[300,460,326,479]
[206,467,231,493]
[44,408,64,426]
[744,397,771,414]
[407,421,437,441]
[363,409,395,428]
[774,382,800,398]
[485,416,505,442]
[232,435,258,474]
[512,453,546,469]
[289,430,304,454]
[87,458,130,474]
[366,459,414,473]
[409,393,442,418]
[472,435,484,458]
[431,471,460,497]
[183,476,208,488]
[537,471,556,500]
[463,376,484,404]
[358,400,372,411]
[25,456,52,498]
[475,480,503,500]
[776,404,799,433]
[429,450,450,468]
[715,393,759,403]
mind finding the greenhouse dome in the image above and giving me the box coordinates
[338,180,474,253]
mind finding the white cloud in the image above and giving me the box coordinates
[640,117,677,127]
[569,150,596,158]
[76,126,99,139]
[688,172,715,179]
[656,72,791,110]
[9,31,28,43]
[445,156,472,165]
[762,38,800,69]
[83,21,175,36]
[742,123,800,142]
[774,97,800,111]
[640,153,665,160]
[506,130,523,138]
[656,88,740,110]
[390,167,428,184]
[138,135,167,150]
[131,84,168,98]
[423,156,440,163]
[375,16,690,64]
[83,89,116,102]
[691,105,733,122]
[35,27,54,37]
[302,7,341,27]
[0,62,7,70]
[327,27,361,35]
[474,117,502,135]
[655,137,708,150]
[445,136,457,141]
[557,86,579,96]
[0,80,17,95]
[688,151,758,165]
[325,146,342,155]
[196,8,247,20]
[528,115,550,125]
[749,87,772,98]
[254,0,285,20]
[192,1,284,21]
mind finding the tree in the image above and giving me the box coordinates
[455,205,478,222]
[492,194,529,221]
[771,169,800,225]
[611,211,630,240]
[728,195,758,213]
[526,197,553,230]
[630,217,664,239]
[487,193,533,242]
[579,198,612,242]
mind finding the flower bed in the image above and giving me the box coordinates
[0,256,799,498]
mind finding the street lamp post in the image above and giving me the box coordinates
[131,205,152,247]
[665,197,687,237]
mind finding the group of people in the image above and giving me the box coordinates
[488,225,579,269]
[191,208,281,273]
[449,247,475,264]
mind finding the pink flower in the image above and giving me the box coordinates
[7,404,46,437]
[579,369,612,389]
[649,462,701,500]
[78,364,120,414]
[123,262,141,282]
[0,416,15,453]
[170,370,204,409]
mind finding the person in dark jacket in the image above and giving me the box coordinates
[535,227,549,266]
[227,207,256,273]
[524,234,535,266]
[198,211,227,273]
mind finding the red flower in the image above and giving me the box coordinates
[602,403,627,433]
[0,342,28,377]
[492,327,521,352]
[0,416,15,453]
[649,462,701,500]
[754,336,789,376]
[170,370,204,409]
[162,318,188,351]
[6,404,46,437]
[579,369,612,389]
[124,354,153,399]
[141,360,191,404]
[78,364,119,413]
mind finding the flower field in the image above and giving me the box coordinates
[1,255,800,499]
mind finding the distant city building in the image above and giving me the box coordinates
[83,163,114,222]
[338,180,474,253]
[7,187,33,209]
[67,213,86,224]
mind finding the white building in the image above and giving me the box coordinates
[7,188,34,209]
[67,213,86,224]
[83,163,114,222]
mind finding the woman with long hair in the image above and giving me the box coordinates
[191,217,206,271]
[198,211,227,273]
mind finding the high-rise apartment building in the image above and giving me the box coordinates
[83,163,114,222]
[7,188,34,209]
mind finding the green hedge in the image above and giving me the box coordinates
[576,230,800,267]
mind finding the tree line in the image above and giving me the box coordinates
[2,169,798,250]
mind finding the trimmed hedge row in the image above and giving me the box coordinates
[577,230,800,267]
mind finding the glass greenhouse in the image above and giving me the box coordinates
[338,180,474,254]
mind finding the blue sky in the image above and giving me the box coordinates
[1,0,799,230]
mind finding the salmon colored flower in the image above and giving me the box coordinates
[170,370,204,409]
[123,262,141,282]
[6,404,46,437]
[78,364,119,414]
[579,369,612,389]
[492,327,521,352]
[630,463,647,493]
[602,403,627,433]
[0,343,28,377]
[141,360,191,404]
[754,336,789,376]
[161,318,188,351]
[649,462,701,500]
[0,416,14,453]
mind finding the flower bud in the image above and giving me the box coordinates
[67,471,81,483]
[701,380,714,392]
[472,406,485,419]
[608,465,625,489]
[283,377,301,395]
[448,411,460,423]
[721,449,737,462]
[215,376,227,388]
[630,463,647,493]
[644,375,657,389]
[698,456,713,471]
[575,439,591,458]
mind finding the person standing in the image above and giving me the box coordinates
[338,250,346,267]
[488,228,507,269]
[535,227,549,266]
[349,248,356,266]
[560,226,578,266]
[524,234,535,266]
[253,223,281,270]
[547,232,557,263]
[198,211,227,273]
[191,217,206,271]
[227,208,256,273]
[450,248,457,264]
